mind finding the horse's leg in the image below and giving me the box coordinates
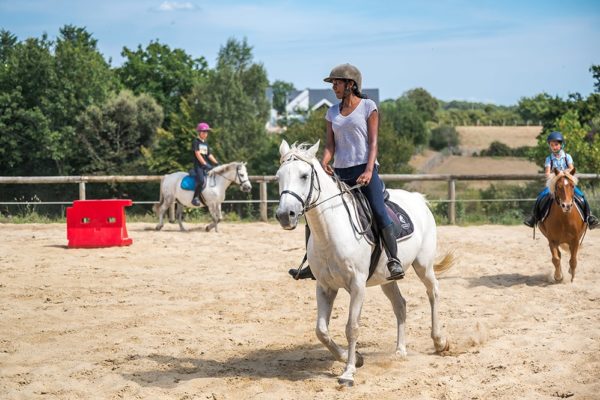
[155,196,172,231]
[380,282,407,357]
[176,203,187,232]
[215,203,223,233]
[412,260,449,353]
[338,282,366,386]
[549,241,562,282]
[315,285,346,363]
[205,203,218,232]
[568,241,579,282]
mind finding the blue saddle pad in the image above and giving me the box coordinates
[180,175,196,191]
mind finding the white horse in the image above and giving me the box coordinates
[275,140,452,386]
[154,161,252,232]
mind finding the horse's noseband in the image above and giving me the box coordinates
[235,165,250,186]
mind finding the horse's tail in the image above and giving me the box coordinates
[153,176,165,215]
[434,251,455,276]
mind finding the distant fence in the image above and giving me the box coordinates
[1,173,599,224]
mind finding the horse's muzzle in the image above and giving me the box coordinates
[241,183,252,193]
[275,207,298,230]
[560,202,573,212]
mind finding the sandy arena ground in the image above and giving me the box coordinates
[1,222,599,399]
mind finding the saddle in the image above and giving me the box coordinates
[536,193,585,224]
[180,170,207,192]
[349,187,415,281]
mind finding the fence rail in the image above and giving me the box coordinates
[1,173,599,224]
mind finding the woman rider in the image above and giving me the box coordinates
[289,63,405,281]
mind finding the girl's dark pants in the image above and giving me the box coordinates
[334,163,392,229]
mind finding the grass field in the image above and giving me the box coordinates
[456,125,542,152]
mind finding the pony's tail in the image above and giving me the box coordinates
[153,176,165,215]
[434,251,455,276]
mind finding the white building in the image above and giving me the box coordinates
[266,88,380,132]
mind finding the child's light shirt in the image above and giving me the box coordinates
[544,149,573,171]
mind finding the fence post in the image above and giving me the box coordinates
[260,181,268,222]
[448,179,456,224]
[79,182,86,200]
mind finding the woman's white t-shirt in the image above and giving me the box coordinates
[325,98,378,169]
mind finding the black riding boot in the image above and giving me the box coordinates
[288,225,315,280]
[381,223,405,280]
[583,199,600,229]
[191,186,202,206]
[523,214,536,228]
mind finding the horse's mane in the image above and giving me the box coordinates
[208,161,241,176]
[280,142,317,164]
[547,170,578,195]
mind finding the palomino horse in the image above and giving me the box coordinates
[538,167,586,282]
[154,162,252,232]
[275,141,453,386]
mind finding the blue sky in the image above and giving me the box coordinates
[1,0,599,105]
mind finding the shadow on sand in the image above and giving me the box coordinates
[120,344,337,388]
[467,273,551,288]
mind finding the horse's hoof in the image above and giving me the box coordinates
[337,378,354,387]
[440,340,450,353]
[355,351,364,368]
[155,225,162,231]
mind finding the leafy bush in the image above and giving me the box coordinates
[430,125,459,151]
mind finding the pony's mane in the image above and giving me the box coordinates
[547,170,578,195]
[209,161,240,176]
[280,142,317,164]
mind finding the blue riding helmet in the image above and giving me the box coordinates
[547,131,564,143]
[547,131,564,150]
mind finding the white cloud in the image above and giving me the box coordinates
[157,1,196,12]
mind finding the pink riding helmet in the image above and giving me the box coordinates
[196,122,211,132]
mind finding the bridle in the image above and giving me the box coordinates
[278,157,322,217]
[278,157,370,235]
[211,164,250,187]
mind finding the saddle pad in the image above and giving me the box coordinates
[354,194,414,244]
[180,175,196,191]
[385,200,415,240]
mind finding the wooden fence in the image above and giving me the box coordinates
[1,173,599,224]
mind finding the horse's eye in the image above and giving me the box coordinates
[300,173,309,180]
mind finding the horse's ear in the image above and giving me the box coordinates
[279,140,290,157]
[553,167,560,176]
[307,140,320,158]
[569,166,576,175]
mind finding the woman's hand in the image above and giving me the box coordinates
[357,170,373,186]
[322,162,334,176]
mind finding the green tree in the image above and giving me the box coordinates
[76,90,163,175]
[530,110,599,174]
[405,87,439,121]
[271,80,295,115]
[45,25,117,174]
[381,97,429,148]
[187,38,270,171]
[591,65,600,93]
[0,31,55,175]
[142,97,196,173]
[430,125,459,151]
[117,40,207,128]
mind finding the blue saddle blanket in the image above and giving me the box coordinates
[181,175,196,191]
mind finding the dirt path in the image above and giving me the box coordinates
[1,222,598,399]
